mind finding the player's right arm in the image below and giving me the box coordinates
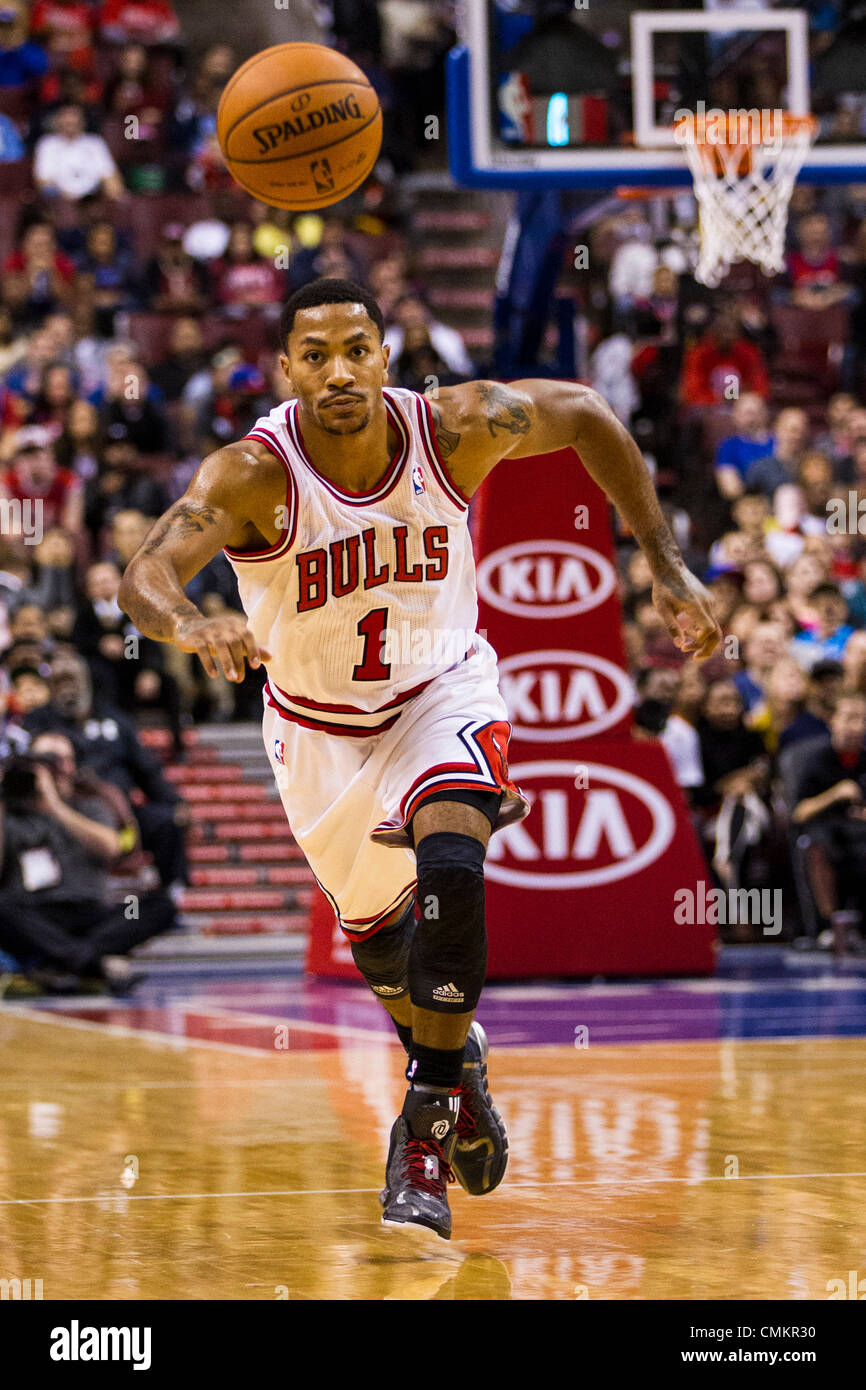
[118,443,273,682]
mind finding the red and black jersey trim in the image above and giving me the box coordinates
[287,390,409,506]
[338,883,418,939]
[415,393,471,511]
[224,420,298,562]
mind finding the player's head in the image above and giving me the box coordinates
[278,278,389,435]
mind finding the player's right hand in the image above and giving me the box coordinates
[173,613,272,682]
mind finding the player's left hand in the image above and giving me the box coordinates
[652,568,722,662]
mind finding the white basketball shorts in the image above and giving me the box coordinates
[261,636,529,938]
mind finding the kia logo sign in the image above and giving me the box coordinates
[476,540,616,619]
[486,761,675,889]
[499,650,634,741]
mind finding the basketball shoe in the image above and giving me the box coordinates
[450,1021,509,1195]
[381,1093,457,1240]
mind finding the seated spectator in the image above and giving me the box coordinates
[148,316,208,403]
[787,212,853,311]
[384,293,473,379]
[660,664,706,794]
[396,333,464,394]
[287,216,366,292]
[34,61,103,132]
[86,437,168,540]
[694,677,771,884]
[815,392,857,471]
[23,652,188,891]
[74,220,140,336]
[0,429,82,535]
[34,102,124,201]
[71,559,183,754]
[26,528,78,637]
[791,691,866,948]
[748,656,807,754]
[779,658,842,752]
[10,664,50,713]
[1,222,77,328]
[200,362,269,444]
[793,583,856,668]
[680,303,770,407]
[140,224,211,314]
[742,557,784,615]
[0,730,175,991]
[95,355,169,456]
[732,620,788,712]
[103,40,171,138]
[0,0,48,93]
[211,220,287,313]
[29,359,78,432]
[54,396,101,481]
[108,507,152,569]
[368,251,410,322]
[30,0,96,74]
[745,408,811,497]
[798,450,834,522]
[97,0,181,46]
[764,482,826,570]
[714,392,775,500]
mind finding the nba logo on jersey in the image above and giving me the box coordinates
[411,464,426,495]
[274,739,286,764]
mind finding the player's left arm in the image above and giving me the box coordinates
[432,378,722,661]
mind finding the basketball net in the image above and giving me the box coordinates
[674,112,817,288]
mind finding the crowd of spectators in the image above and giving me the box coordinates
[587,184,866,948]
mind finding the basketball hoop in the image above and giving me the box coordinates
[674,112,817,288]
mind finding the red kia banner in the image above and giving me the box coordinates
[306,446,715,980]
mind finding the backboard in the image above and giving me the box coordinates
[447,1,866,189]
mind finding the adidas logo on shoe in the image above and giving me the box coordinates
[432,981,465,1004]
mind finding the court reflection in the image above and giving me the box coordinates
[1,1012,864,1299]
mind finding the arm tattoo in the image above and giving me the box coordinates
[475,382,532,439]
[142,502,219,555]
[429,403,461,459]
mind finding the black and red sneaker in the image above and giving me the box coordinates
[450,1022,509,1195]
[380,1116,456,1240]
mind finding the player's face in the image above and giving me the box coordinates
[280,304,389,435]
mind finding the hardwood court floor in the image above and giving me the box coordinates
[1,998,865,1300]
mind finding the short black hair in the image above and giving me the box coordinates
[809,582,845,602]
[279,278,384,350]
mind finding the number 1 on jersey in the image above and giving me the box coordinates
[353,607,391,681]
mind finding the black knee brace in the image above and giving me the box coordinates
[409,831,487,1012]
[350,901,415,1000]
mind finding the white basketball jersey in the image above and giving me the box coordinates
[224,387,482,734]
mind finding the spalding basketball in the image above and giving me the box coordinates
[217,43,382,210]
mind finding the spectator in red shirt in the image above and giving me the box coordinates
[97,0,180,46]
[30,0,95,72]
[0,429,83,535]
[787,213,852,310]
[680,304,770,407]
[211,221,287,312]
[1,221,76,327]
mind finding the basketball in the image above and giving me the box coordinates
[216,43,382,210]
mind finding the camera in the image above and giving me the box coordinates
[0,753,61,807]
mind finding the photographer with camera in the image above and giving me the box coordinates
[0,732,175,992]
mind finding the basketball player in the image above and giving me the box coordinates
[118,278,721,1240]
